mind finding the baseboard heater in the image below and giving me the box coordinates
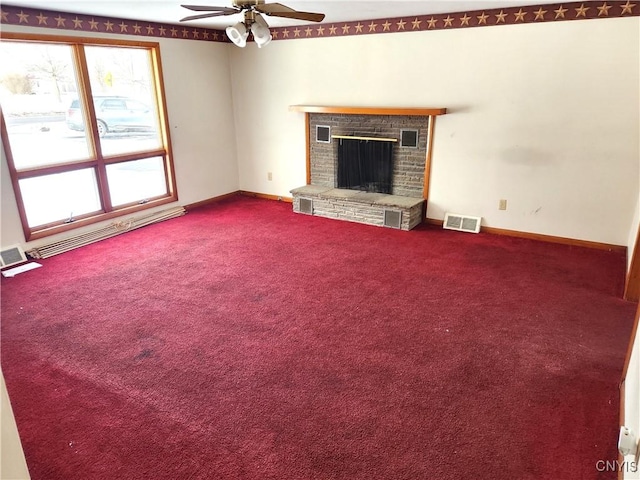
[27,206,186,259]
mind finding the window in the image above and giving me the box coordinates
[0,33,177,240]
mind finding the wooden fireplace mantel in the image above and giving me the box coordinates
[289,105,447,116]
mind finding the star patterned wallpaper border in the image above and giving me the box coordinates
[1,2,638,44]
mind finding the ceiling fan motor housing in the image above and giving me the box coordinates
[232,0,265,8]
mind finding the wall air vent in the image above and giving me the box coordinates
[383,209,402,229]
[299,198,313,215]
[400,129,419,148]
[316,125,331,143]
[0,244,27,268]
[443,213,482,234]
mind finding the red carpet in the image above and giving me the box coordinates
[1,196,636,479]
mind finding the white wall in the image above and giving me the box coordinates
[1,372,30,479]
[230,17,640,246]
[0,25,239,249]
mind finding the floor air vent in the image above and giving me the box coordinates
[299,198,313,215]
[384,209,402,229]
[443,213,481,233]
[0,245,27,268]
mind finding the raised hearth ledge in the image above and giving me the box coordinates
[290,186,424,231]
[290,186,423,207]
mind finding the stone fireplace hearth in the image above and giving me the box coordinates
[291,185,425,230]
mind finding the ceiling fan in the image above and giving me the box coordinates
[180,1,326,48]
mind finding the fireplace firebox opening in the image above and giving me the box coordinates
[337,137,394,194]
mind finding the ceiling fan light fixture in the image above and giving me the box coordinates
[251,13,272,48]
[226,21,248,47]
[181,3,325,49]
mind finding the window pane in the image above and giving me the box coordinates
[0,42,91,169]
[107,157,167,207]
[84,46,162,156]
[19,169,101,227]
[1,35,176,240]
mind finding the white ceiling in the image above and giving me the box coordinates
[5,1,564,28]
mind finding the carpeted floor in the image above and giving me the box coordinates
[1,196,636,479]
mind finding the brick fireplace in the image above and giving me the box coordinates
[289,105,447,230]
[309,113,429,197]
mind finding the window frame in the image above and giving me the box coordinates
[0,32,178,241]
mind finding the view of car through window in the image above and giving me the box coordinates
[66,96,156,137]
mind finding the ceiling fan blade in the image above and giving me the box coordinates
[181,4,239,13]
[180,11,236,22]
[256,3,325,22]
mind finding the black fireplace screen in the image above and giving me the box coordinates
[337,138,394,194]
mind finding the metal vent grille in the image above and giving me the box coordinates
[383,209,402,229]
[299,198,313,215]
[443,213,481,234]
[400,129,419,148]
[0,245,27,268]
[316,125,331,143]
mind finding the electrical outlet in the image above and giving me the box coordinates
[499,199,507,210]
[618,426,638,457]
[267,172,273,181]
